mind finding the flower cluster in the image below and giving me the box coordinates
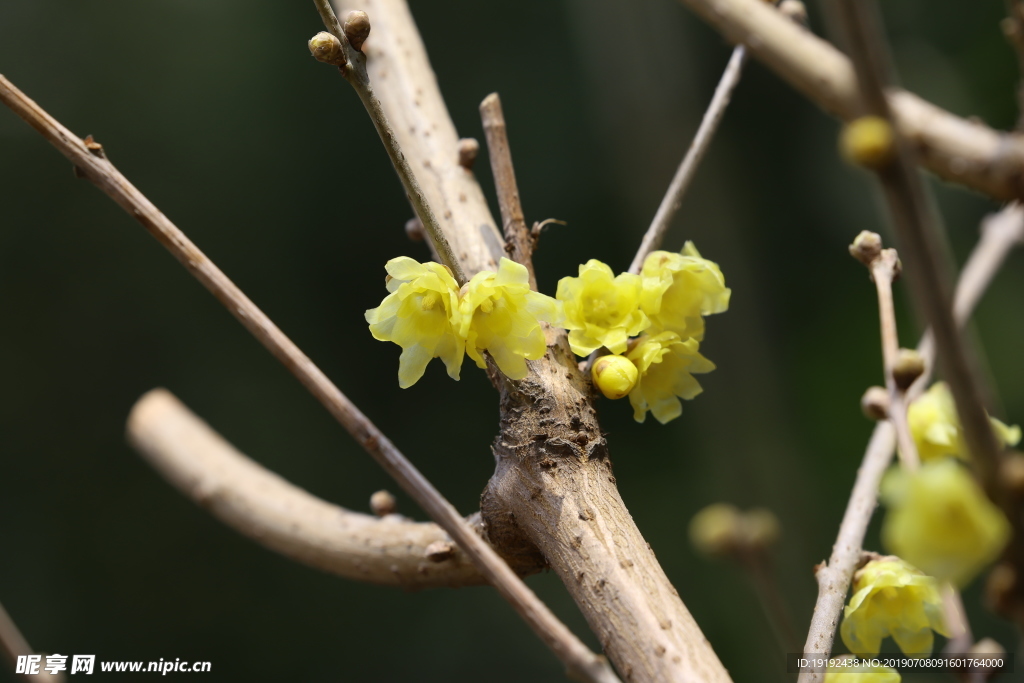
[881,459,1010,588]
[365,257,561,387]
[839,557,948,657]
[907,382,1020,462]
[559,242,730,423]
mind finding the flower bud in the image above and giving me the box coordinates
[841,116,895,169]
[741,508,780,550]
[689,503,743,558]
[849,230,883,266]
[861,386,890,421]
[405,217,425,242]
[344,10,371,52]
[892,348,925,390]
[457,138,479,169]
[591,355,639,400]
[370,489,397,516]
[779,0,808,25]
[308,31,344,65]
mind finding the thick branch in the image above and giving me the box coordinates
[0,72,616,683]
[674,0,1024,201]
[480,92,537,289]
[127,388,548,588]
[332,1,732,680]
[798,204,1024,683]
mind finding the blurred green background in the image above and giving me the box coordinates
[1,0,1021,680]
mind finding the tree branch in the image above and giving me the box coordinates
[629,45,747,274]
[797,203,1024,683]
[126,388,547,589]
[0,72,617,683]
[674,0,1024,201]
[480,92,537,289]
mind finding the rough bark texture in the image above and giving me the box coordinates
[333,0,733,680]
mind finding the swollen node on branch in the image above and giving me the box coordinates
[457,138,479,169]
[848,230,883,267]
[892,348,925,391]
[308,31,345,66]
[344,10,371,52]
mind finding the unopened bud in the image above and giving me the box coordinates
[309,31,345,65]
[849,230,883,266]
[779,0,808,25]
[370,489,397,516]
[344,10,371,52]
[841,116,895,169]
[861,386,890,420]
[405,217,425,242]
[591,355,639,400]
[1002,452,1024,495]
[689,503,743,558]
[741,508,780,550]
[457,138,479,169]
[892,348,925,390]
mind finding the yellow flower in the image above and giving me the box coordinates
[639,242,730,341]
[823,655,900,683]
[457,257,562,380]
[881,460,1010,587]
[365,257,464,388]
[626,331,715,424]
[839,557,948,657]
[556,260,649,356]
[591,355,638,400]
[907,382,1021,462]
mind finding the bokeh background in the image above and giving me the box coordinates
[1,0,1022,680]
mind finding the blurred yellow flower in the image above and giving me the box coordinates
[639,242,730,341]
[626,331,715,424]
[839,557,948,657]
[457,258,562,380]
[907,382,1021,462]
[824,656,900,683]
[881,460,1010,587]
[556,260,649,356]
[365,257,465,388]
[591,354,639,400]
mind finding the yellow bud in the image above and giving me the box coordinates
[308,31,344,65]
[848,230,883,266]
[591,355,639,400]
[689,503,743,558]
[892,348,925,390]
[841,116,895,168]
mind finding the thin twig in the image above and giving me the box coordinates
[868,250,920,470]
[126,388,546,588]
[834,0,1004,498]
[480,92,537,289]
[674,0,1024,201]
[628,45,747,274]
[797,204,1024,683]
[311,0,467,284]
[0,73,618,683]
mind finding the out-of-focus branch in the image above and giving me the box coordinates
[0,601,64,683]
[127,388,546,589]
[674,0,1024,201]
[628,45,747,274]
[835,0,1003,500]
[798,204,1024,683]
[480,92,537,289]
[0,72,617,683]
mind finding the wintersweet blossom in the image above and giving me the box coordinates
[458,258,562,380]
[881,460,1011,587]
[824,656,900,683]
[639,242,730,341]
[626,331,715,424]
[365,257,464,388]
[839,557,948,657]
[556,260,649,356]
[907,382,1021,462]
